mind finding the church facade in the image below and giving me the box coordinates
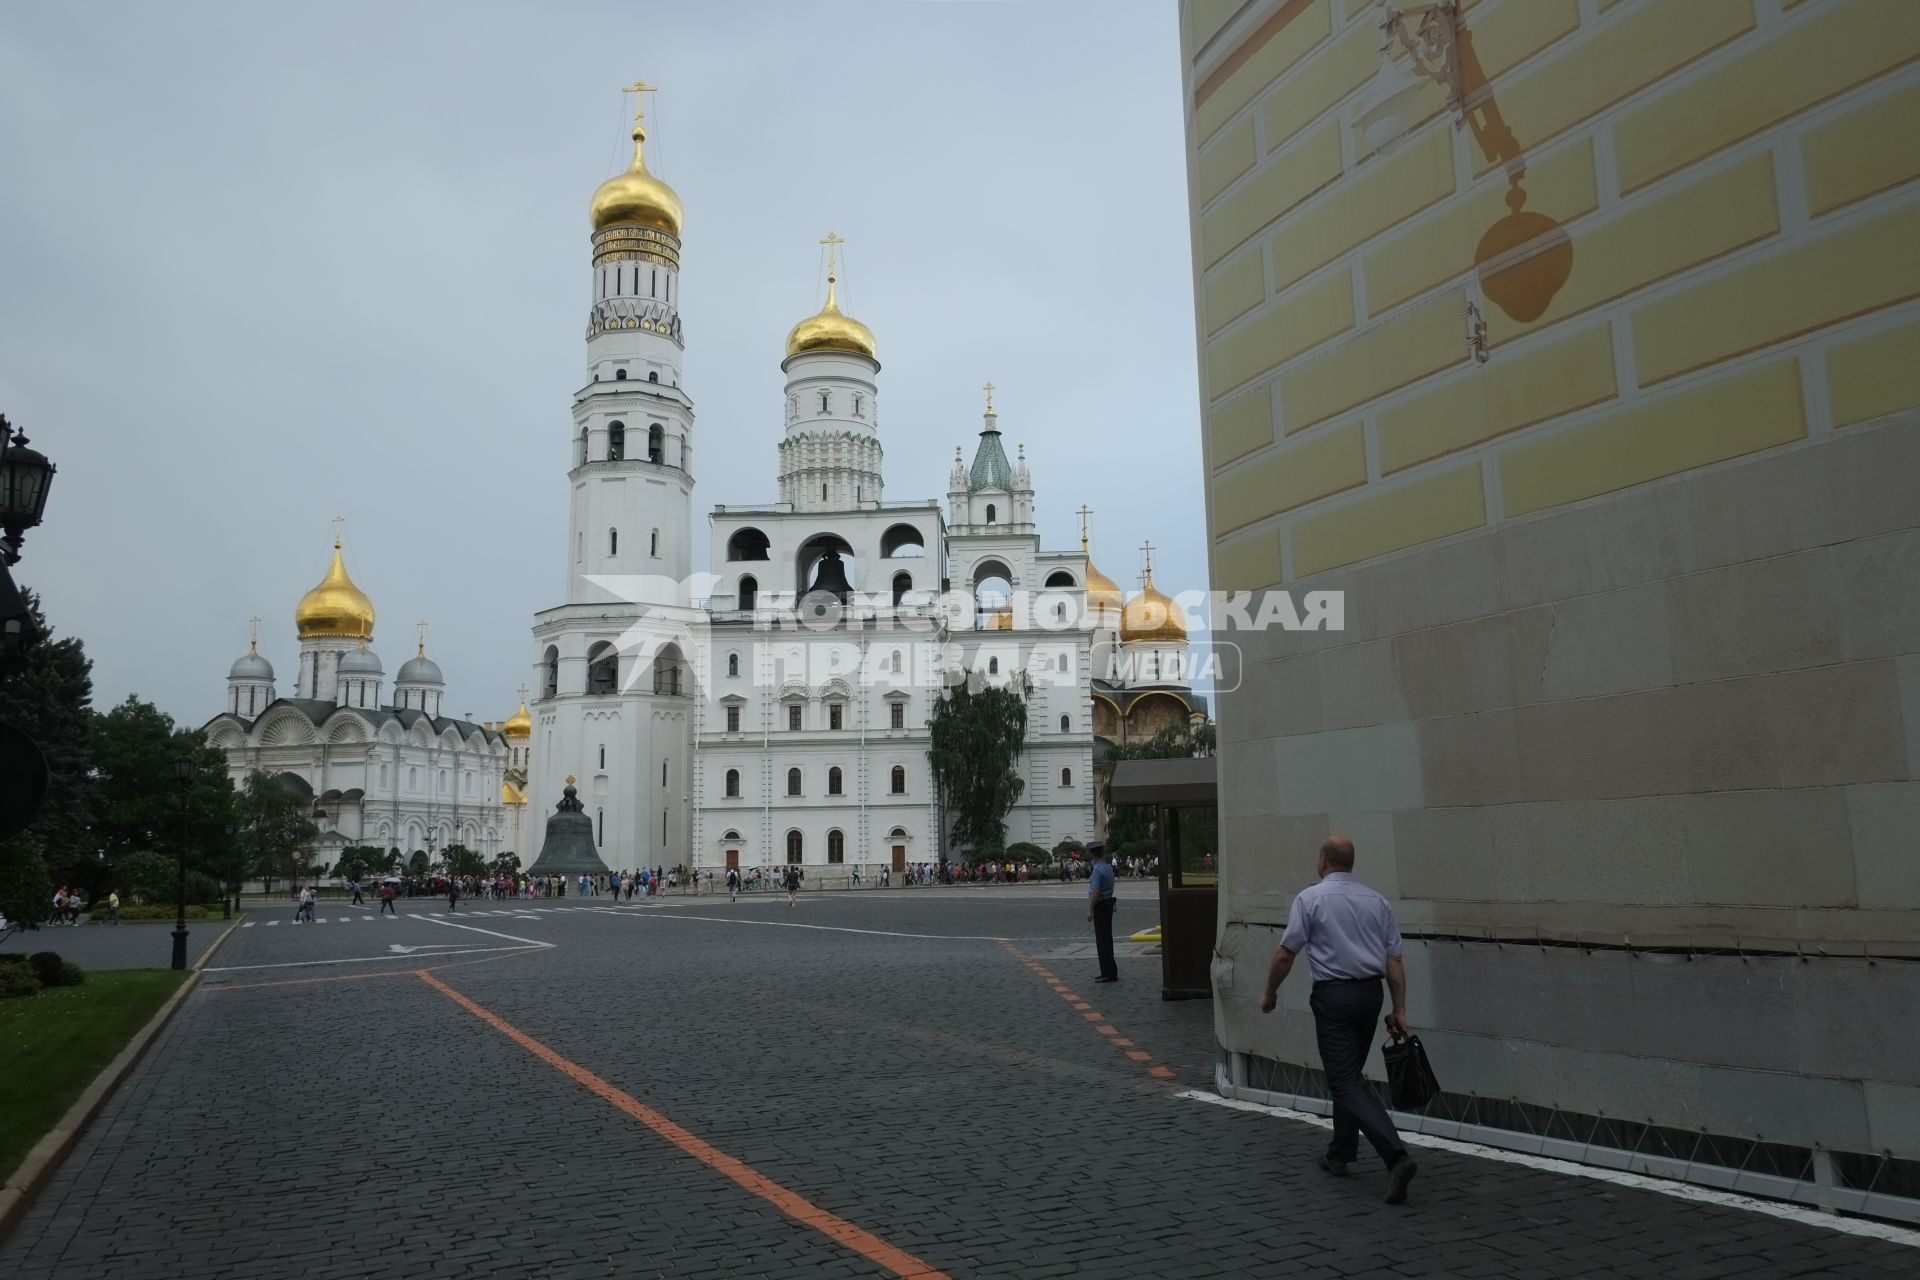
[526,94,1205,875]
[204,541,516,862]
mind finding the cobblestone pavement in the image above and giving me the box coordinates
[2,887,1912,1278]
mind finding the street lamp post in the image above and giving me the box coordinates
[170,755,196,970]
[221,822,236,919]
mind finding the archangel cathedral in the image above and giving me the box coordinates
[203,537,535,863]
[520,90,1207,877]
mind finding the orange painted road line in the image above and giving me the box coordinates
[417,970,948,1280]
[1000,939,1178,1084]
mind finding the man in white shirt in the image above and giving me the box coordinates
[1260,835,1418,1205]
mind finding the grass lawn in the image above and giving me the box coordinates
[0,969,189,1182]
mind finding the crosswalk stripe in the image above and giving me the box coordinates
[241,922,254,928]
[267,920,279,926]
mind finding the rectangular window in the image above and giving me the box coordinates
[890,703,904,730]
[829,704,843,731]
[726,705,740,733]
[788,704,802,732]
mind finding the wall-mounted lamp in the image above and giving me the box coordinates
[1352,0,1462,153]
[1464,299,1490,365]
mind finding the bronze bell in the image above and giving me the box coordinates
[807,549,854,604]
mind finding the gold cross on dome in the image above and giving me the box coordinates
[516,683,529,705]
[1139,539,1156,580]
[330,514,345,548]
[247,616,262,650]
[819,231,844,280]
[416,619,430,655]
[622,79,657,125]
[1075,504,1093,548]
[982,380,996,414]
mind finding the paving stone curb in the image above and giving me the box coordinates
[0,918,238,1244]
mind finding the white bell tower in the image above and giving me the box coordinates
[529,81,698,875]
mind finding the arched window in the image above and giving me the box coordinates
[890,650,903,674]
[1057,653,1068,672]
[648,424,664,463]
[598,745,606,769]
[881,524,926,558]
[609,527,618,556]
[819,390,830,414]
[543,646,559,699]
[727,528,771,561]
[1060,713,1070,732]
[647,370,659,383]
[738,576,758,612]
[986,503,997,524]
[828,767,843,795]
[607,421,625,461]
[615,368,628,381]
[1056,603,1067,621]
[578,428,589,466]
[725,769,740,798]
[650,528,660,557]
[827,830,845,864]
[586,642,618,694]
[892,572,912,607]
[1046,570,1076,587]
[1061,767,1072,786]
[787,768,802,796]
[988,657,999,674]
[598,808,604,845]
[890,765,905,794]
[786,830,803,862]
[727,652,740,677]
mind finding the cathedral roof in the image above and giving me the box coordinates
[785,275,876,361]
[967,417,1013,492]
[202,699,506,745]
[396,647,444,686]
[229,643,274,681]
[589,101,682,237]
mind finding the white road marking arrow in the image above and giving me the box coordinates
[385,943,476,955]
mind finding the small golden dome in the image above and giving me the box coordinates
[295,543,376,640]
[502,701,532,739]
[1121,573,1188,645]
[589,124,682,237]
[785,277,876,361]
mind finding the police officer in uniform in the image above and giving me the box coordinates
[1087,842,1119,983]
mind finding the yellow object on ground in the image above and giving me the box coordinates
[1128,924,1163,943]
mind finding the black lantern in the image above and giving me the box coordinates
[172,755,198,786]
[0,418,55,567]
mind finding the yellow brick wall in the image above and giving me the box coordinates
[1183,0,1920,590]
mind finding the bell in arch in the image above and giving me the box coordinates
[806,549,853,605]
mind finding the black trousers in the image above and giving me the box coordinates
[1310,978,1405,1164]
[1092,899,1118,979]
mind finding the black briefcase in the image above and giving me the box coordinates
[1381,1033,1440,1110]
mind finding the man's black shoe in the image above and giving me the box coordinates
[1385,1156,1418,1204]
[1316,1153,1349,1177]
[1093,974,1117,983]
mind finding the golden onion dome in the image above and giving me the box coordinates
[1121,573,1188,645]
[785,276,877,361]
[502,701,532,739]
[1084,543,1124,616]
[294,543,376,640]
[589,121,683,237]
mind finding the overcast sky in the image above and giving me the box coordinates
[0,0,1202,728]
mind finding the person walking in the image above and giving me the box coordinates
[784,863,799,906]
[295,885,314,923]
[380,881,397,915]
[1259,835,1418,1205]
[350,878,364,907]
[106,890,121,926]
[1087,843,1119,983]
[447,880,460,913]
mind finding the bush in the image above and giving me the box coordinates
[1006,842,1047,863]
[91,904,210,922]
[1053,838,1086,859]
[27,952,64,985]
[116,852,178,906]
[53,959,84,986]
[0,964,38,998]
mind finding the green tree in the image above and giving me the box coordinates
[489,851,521,877]
[236,771,318,891]
[1101,722,1216,852]
[0,831,52,943]
[928,676,1028,852]
[332,846,387,884]
[442,844,485,878]
[90,698,233,885]
[407,850,429,877]
[115,850,177,905]
[0,591,96,882]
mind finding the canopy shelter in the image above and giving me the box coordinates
[1109,757,1218,1000]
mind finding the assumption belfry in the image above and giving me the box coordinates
[526,85,1207,873]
